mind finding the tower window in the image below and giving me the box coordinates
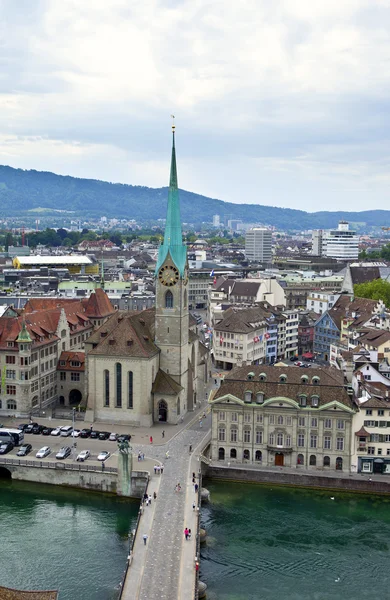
[165,290,173,308]
[116,362,122,408]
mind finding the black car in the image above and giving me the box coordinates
[98,431,110,440]
[42,427,53,436]
[89,430,101,439]
[117,434,131,443]
[25,422,39,434]
[0,441,15,454]
[16,443,33,456]
[17,423,29,431]
[80,429,91,438]
[32,424,44,434]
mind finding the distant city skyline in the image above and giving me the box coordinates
[0,1,389,213]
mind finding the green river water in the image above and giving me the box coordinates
[201,480,390,600]
[0,479,138,599]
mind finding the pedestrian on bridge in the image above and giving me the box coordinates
[150,436,153,444]
[162,430,165,438]
[143,534,148,545]
[189,444,192,453]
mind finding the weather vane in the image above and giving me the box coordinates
[171,114,175,132]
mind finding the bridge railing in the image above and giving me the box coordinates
[0,457,118,474]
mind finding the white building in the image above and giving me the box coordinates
[245,228,272,264]
[312,221,359,261]
[213,214,220,227]
[306,291,341,315]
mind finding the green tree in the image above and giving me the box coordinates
[354,280,390,308]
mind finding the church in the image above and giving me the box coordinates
[85,126,210,426]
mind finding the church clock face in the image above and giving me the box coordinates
[159,265,179,286]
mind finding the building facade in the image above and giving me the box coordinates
[210,365,355,471]
[245,228,272,264]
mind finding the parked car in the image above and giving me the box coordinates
[90,430,101,439]
[36,446,51,458]
[98,431,110,440]
[56,446,71,460]
[294,361,303,367]
[80,429,91,438]
[42,427,53,436]
[76,449,90,462]
[117,434,131,443]
[25,423,39,434]
[32,424,44,434]
[290,356,298,362]
[0,441,15,455]
[16,443,33,456]
[50,428,62,436]
[109,433,118,442]
[60,426,73,437]
[73,429,81,437]
[97,451,110,462]
[17,423,29,431]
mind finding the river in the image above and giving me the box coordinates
[201,480,390,600]
[0,479,138,599]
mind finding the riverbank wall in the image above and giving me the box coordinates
[205,465,390,495]
[0,460,148,497]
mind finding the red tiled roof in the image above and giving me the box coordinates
[82,288,115,319]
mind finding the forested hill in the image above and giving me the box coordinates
[0,164,389,230]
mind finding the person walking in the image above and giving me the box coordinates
[188,529,192,540]
[148,494,152,504]
[160,464,164,474]
[184,527,189,540]
[189,444,192,453]
[149,436,153,444]
[192,501,196,511]
[143,534,148,545]
[101,462,105,471]
[162,430,165,438]
[195,483,199,493]
[153,491,157,500]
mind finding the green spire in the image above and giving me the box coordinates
[17,313,32,343]
[155,127,187,276]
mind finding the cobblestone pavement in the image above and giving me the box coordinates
[123,413,211,600]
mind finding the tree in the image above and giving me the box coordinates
[354,280,390,308]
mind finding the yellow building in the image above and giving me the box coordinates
[13,255,98,275]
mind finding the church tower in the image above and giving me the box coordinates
[155,123,189,409]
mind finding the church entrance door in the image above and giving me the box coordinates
[158,400,168,422]
[275,453,284,467]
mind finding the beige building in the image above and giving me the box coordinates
[210,365,355,472]
[85,129,210,426]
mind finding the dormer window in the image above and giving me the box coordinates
[256,392,264,404]
[60,360,66,366]
[7,342,14,348]
[259,373,267,382]
[311,395,319,407]
[247,372,255,381]
[312,376,320,385]
[279,374,287,383]
[301,375,309,384]
[244,391,252,403]
[71,361,81,367]
[299,394,307,407]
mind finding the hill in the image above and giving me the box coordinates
[0,165,389,230]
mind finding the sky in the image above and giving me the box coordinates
[0,0,389,213]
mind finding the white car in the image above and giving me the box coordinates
[73,429,81,437]
[76,450,90,462]
[36,446,51,458]
[109,433,117,441]
[50,428,61,436]
[97,451,110,462]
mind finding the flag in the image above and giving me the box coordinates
[210,270,215,277]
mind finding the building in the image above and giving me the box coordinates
[312,221,360,261]
[13,254,99,275]
[245,228,272,264]
[213,215,220,227]
[210,365,355,471]
[306,291,341,315]
[86,128,209,426]
[0,289,115,418]
[279,273,344,310]
[298,312,318,356]
[341,263,381,294]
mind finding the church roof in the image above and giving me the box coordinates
[152,369,183,395]
[82,288,115,319]
[155,130,187,276]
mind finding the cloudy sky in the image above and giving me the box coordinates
[0,0,389,212]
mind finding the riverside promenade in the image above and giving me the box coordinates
[121,411,211,600]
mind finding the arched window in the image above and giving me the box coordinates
[277,415,283,425]
[104,370,110,407]
[297,453,304,465]
[115,363,122,408]
[165,291,173,309]
[243,449,250,460]
[128,371,133,409]
[259,373,267,381]
[32,396,38,407]
[279,374,287,383]
[256,392,264,404]
[218,448,225,460]
[255,450,262,462]
[299,394,307,407]
[244,391,252,403]
[184,289,187,308]
[230,448,237,459]
[309,455,317,466]
[277,432,283,446]
[311,395,319,407]
[301,375,308,384]
[323,456,330,467]
[7,400,16,410]
[312,376,320,385]
[336,457,343,471]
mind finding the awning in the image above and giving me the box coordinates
[374,458,384,463]
[302,352,314,359]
